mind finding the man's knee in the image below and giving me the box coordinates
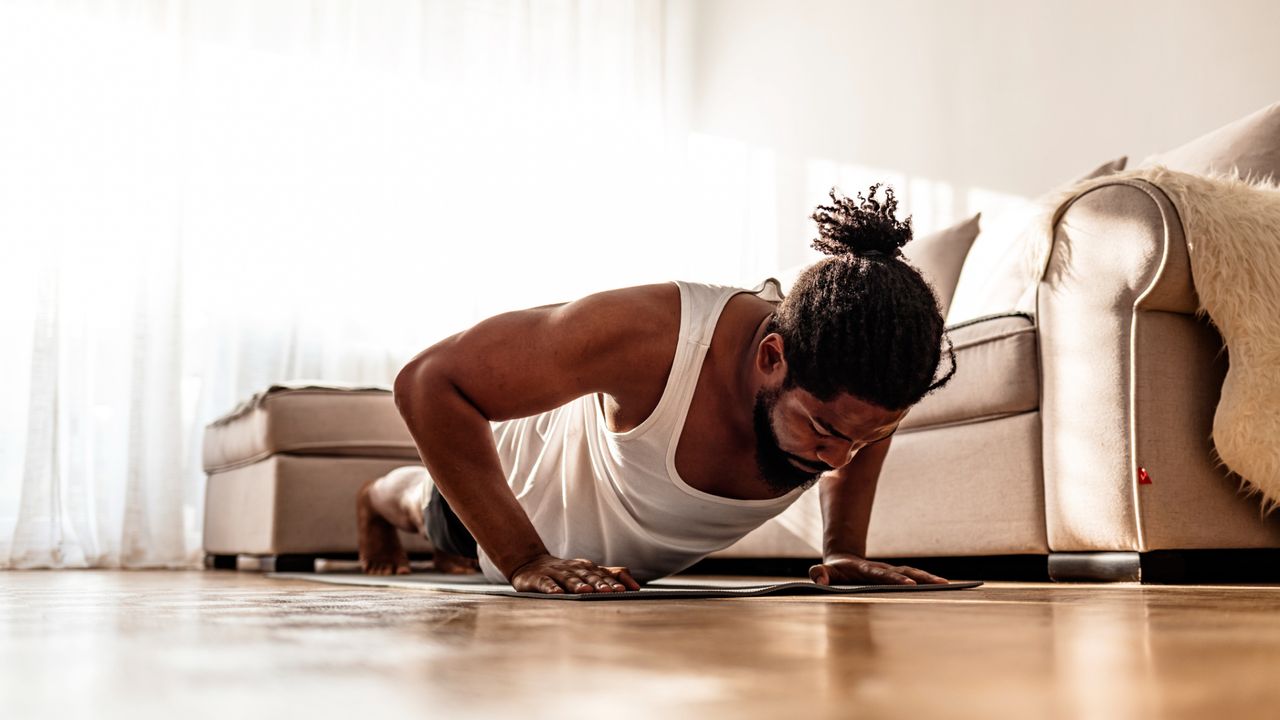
[366,466,428,534]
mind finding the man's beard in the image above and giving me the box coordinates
[753,385,827,495]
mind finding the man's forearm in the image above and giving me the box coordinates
[819,436,892,558]
[396,374,548,578]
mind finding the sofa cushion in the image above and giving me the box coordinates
[899,312,1038,432]
[720,410,1047,558]
[203,383,419,473]
[902,212,982,319]
[947,157,1127,324]
[1141,101,1280,182]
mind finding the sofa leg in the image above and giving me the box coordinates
[231,554,319,572]
[1048,552,1140,582]
[203,554,238,570]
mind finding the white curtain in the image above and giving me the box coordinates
[0,0,779,568]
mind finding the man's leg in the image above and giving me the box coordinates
[356,466,480,576]
[357,466,426,575]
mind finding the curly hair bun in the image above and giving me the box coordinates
[810,184,913,259]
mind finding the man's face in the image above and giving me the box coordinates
[752,382,906,495]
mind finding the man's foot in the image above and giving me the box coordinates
[356,477,411,576]
[433,548,481,575]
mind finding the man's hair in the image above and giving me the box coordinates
[766,184,956,410]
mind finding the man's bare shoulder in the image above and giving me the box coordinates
[563,282,681,372]
[573,282,680,334]
[558,283,681,424]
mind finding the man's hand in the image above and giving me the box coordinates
[509,554,642,594]
[809,552,948,586]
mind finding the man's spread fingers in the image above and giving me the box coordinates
[593,567,626,591]
[563,574,595,593]
[579,571,617,592]
[557,567,591,593]
[864,565,910,585]
[593,567,627,592]
[905,567,948,584]
[606,567,641,591]
[888,568,917,585]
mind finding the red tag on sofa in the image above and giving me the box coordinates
[1137,467,1152,485]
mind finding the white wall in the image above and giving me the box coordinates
[689,0,1280,269]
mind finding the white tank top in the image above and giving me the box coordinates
[478,278,804,582]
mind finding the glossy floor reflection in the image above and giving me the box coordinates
[2,571,1279,719]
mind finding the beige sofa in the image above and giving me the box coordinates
[720,103,1280,581]
[721,177,1280,581]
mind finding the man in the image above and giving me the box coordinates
[357,184,956,593]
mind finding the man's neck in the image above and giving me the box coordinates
[731,311,775,425]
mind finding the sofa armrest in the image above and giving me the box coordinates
[1039,178,1280,553]
[1040,179,1196,315]
[1037,179,1195,552]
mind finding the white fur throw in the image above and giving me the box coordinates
[1035,166,1280,511]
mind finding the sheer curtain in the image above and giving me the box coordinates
[0,0,777,568]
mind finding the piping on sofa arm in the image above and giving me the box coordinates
[1035,178,1235,554]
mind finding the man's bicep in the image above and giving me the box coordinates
[398,285,673,422]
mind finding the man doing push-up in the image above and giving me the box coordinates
[357,185,956,594]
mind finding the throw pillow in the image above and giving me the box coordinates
[770,212,981,319]
[1140,101,1280,182]
[901,213,982,319]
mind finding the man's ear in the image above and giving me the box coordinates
[756,333,788,378]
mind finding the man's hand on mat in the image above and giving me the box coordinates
[509,554,642,594]
[809,553,948,586]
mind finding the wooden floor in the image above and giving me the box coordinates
[3,571,1280,720]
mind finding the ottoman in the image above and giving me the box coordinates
[202,383,431,571]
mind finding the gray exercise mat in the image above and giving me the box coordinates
[269,571,983,600]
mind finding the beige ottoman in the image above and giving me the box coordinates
[202,383,431,571]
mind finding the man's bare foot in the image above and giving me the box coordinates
[356,477,411,576]
[433,548,480,575]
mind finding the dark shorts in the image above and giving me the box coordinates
[424,485,479,559]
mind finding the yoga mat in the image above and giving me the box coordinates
[269,572,983,600]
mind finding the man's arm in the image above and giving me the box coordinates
[810,435,949,585]
[394,285,674,593]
